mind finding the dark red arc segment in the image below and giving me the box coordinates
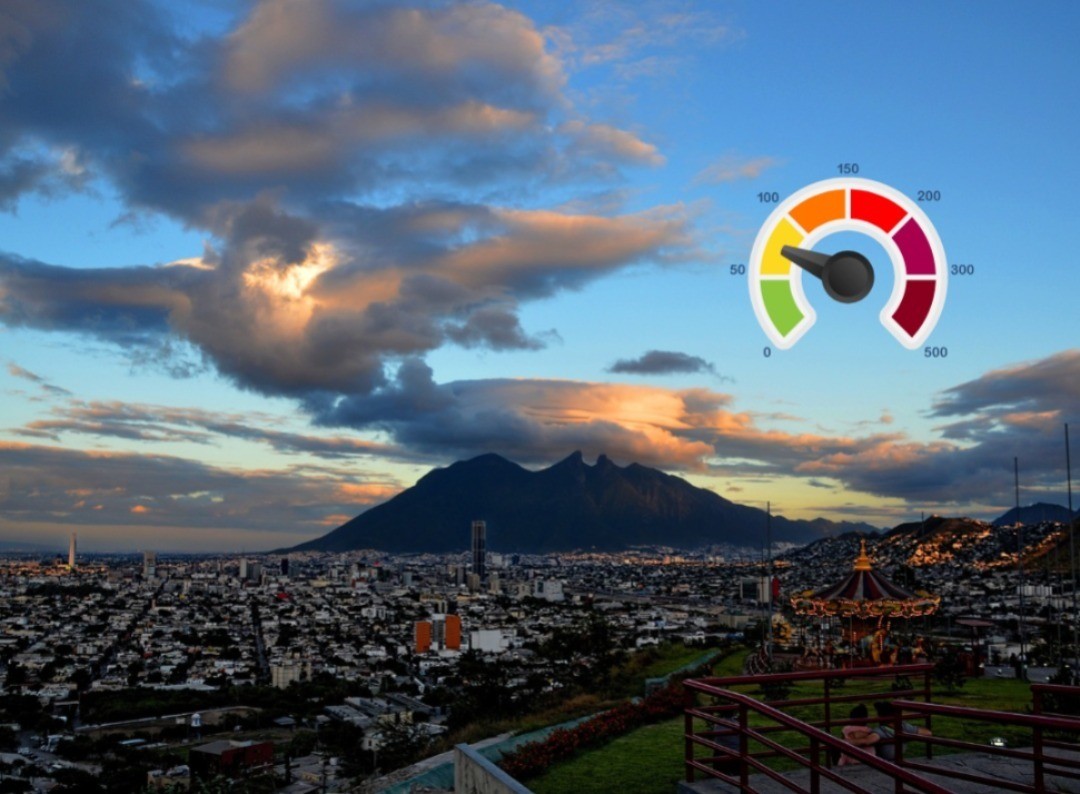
[892,218,936,275]
[851,189,907,233]
[892,280,935,338]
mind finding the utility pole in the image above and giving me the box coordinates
[1016,457,1026,678]
[766,501,773,662]
[1067,423,1076,670]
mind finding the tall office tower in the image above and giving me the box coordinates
[144,550,157,579]
[471,520,487,579]
[68,532,77,569]
[280,557,289,577]
[239,559,249,580]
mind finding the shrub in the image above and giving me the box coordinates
[498,681,686,780]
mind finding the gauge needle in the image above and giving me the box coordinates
[780,245,875,304]
[780,246,828,279]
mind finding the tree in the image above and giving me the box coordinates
[933,645,967,693]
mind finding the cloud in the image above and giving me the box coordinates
[0,440,400,537]
[608,349,716,376]
[0,199,692,397]
[553,4,743,73]
[11,399,410,462]
[796,350,1080,507]
[6,349,1079,532]
[0,0,660,220]
[561,120,664,166]
[931,350,1080,420]
[5,361,71,397]
[0,0,695,404]
[695,154,780,184]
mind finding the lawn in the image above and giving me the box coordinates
[529,715,686,794]
[527,655,1046,794]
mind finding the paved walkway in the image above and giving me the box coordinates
[677,748,1080,793]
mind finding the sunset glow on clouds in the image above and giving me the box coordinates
[0,1,1078,549]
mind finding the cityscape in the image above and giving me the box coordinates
[2,509,1079,791]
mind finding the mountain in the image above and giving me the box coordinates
[289,452,880,553]
[991,502,1077,527]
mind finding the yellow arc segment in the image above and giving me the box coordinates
[760,217,804,276]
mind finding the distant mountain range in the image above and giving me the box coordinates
[992,502,1078,527]
[288,452,880,553]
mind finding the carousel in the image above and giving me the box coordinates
[790,540,940,666]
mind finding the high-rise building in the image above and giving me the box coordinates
[445,614,462,650]
[415,621,432,654]
[143,550,156,579]
[68,532,77,569]
[248,561,262,582]
[471,520,486,579]
[239,559,249,580]
[280,558,289,577]
[467,573,481,593]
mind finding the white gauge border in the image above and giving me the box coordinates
[748,177,947,350]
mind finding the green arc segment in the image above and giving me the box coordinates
[760,281,804,338]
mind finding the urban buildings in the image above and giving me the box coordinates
[471,520,486,580]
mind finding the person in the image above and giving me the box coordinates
[869,700,931,761]
[837,704,875,766]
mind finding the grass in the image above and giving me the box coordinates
[445,642,724,746]
[526,651,1049,794]
[529,715,686,794]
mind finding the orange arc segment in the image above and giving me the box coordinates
[788,189,845,233]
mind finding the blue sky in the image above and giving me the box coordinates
[1,1,1078,551]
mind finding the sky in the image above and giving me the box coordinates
[1,0,1078,552]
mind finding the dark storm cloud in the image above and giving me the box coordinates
[444,305,545,350]
[799,350,1080,506]
[930,350,1080,420]
[608,349,716,375]
[0,0,688,403]
[0,0,660,220]
[0,200,690,398]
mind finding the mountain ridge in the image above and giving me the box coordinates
[288,451,881,553]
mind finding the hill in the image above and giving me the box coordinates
[992,502,1077,527]
[288,452,880,553]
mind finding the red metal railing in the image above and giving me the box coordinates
[683,688,948,793]
[685,664,939,793]
[891,697,1080,793]
[684,665,1080,794]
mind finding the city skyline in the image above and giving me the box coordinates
[1,1,1079,551]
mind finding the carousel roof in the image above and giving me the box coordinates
[790,540,940,619]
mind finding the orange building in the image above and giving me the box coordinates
[415,620,432,654]
[445,614,461,650]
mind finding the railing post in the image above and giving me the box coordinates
[685,700,694,782]
[893,709,904,794]
[924,665,933,759]
[1034,718,1045,792]
[739,701,749,790]
[809,736,820,794]
[824,675,832,767]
